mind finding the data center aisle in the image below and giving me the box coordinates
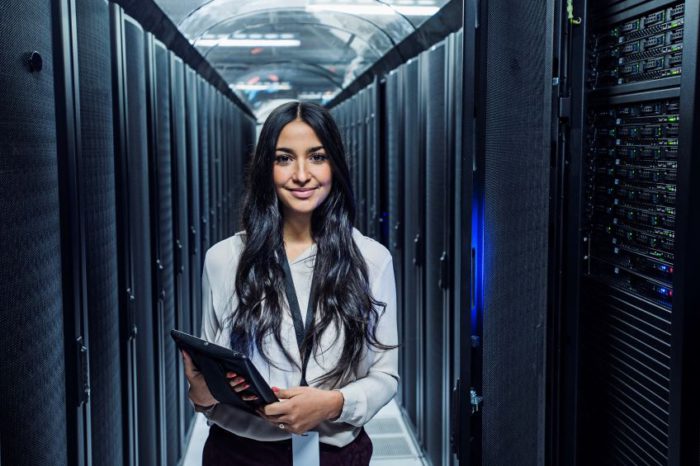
[181,399,424,466]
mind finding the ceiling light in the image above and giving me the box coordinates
[195,38,300,47]
[306,4,439,16]
[233,82,293,91]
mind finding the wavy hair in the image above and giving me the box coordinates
[227,101,394,387]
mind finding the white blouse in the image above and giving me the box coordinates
[198,227,399,447]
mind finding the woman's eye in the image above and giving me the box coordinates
[310,153,327,163]
[275,155,291,164]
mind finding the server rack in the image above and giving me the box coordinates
[561,1,700,464]
[423,40,450,466]
[402,56,426,442]
[3,3,255,464]
[185,66,202,391]
[383,68,405,409]
[169,53,189,456]
[330,26,473,465]
[112,12,159,466]
[367,79,382,241]
[74,0,125,464]
[198,76,211,273]
[145,35,176,466]
[54,0,94,464]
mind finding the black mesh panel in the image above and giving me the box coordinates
[481,0,553,464]
[0,1,68,465]
[169,55,188,450]
[123,18,157,466]
[75,1,124,463]
[152,42,178,466]
[184,66,199,423]
[385,70,405,405]
[401,58,423,435]
[197,78,210,275]
[424,42,449,466]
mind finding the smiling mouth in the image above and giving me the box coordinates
[287,187,318,199]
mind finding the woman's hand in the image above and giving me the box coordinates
[258,387,344,434]
[225,373,258,402]
[182,350,260,405]
[181,350,218,408]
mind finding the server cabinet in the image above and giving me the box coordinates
[451,22,477,464]
[361,86,370,237]
[444,30,467,466]
[113,14,158,466]
[0,1,68,465]
[184,67,201,405]
[74,1,124,465]
[401,57,425,440]
[221,102,229,238]
[145,35,175,466]
[563,1,700,464]
[215,93,223,243]
[230,108,241,232]
[384,69,405,408]
[169,53,189,455]
[367,78,381,241]
[208,90,218,245]
[197,77,211,273]
[477,0,554,464]
[423,41,451,466]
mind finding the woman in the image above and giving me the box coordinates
[182,101,399,465]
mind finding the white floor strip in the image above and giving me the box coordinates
[181,398,424,466]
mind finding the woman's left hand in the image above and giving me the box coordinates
[258,386,344,434]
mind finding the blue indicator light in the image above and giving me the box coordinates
[659,288,667,295]
[660,265,667,271]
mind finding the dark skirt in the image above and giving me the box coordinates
[202,424,373,466]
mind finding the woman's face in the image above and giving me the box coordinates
[273,119,333,218]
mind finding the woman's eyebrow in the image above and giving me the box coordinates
[275,146,325,153]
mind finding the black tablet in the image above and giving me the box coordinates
[170,329,278,412]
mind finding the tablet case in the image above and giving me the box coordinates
[170,329,278,412]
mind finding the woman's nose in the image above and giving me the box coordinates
[293,160,310,183]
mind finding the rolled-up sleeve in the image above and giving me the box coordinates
[333,256,399,426]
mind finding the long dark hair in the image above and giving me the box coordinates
[228,101,394,387]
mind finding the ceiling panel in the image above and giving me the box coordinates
[155,0,450,118]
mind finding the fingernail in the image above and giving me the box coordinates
[272,386,280,392]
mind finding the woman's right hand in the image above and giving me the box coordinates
[181,350,218,408]
[181,350,259,406]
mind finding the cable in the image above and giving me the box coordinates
[567,0,581,25]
